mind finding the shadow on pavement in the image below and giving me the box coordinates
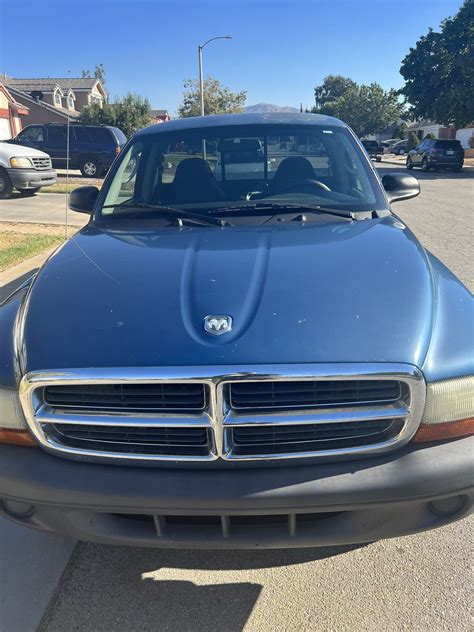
[118,542,367,570]
[41,542,368,631]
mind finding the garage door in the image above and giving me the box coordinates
[0,117,11,140]
[455,128,473,149]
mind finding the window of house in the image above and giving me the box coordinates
[67,94,75,109]
[53,90,62,107]
[90,94,103,106]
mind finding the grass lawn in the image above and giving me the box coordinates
[40,183,75,194]
[0,232,63,271]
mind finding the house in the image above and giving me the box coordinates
[405,120,456,141]
[405,119,474,151]
[150,109,171,124]
[0,75,107,126]
[0,84,29,139]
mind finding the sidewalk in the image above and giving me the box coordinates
[0,248,77,631]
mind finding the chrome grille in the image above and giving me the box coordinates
[20,364,425,464]
[31,156,52,170]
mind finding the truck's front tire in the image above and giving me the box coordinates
[0,168,13,199]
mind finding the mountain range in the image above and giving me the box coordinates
[244,103,299,114]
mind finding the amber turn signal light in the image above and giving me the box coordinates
[0,428,37,447]
[412,418,474,443]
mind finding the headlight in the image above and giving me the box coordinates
[0,387,36,446]
[0,387,27,429]
[10,157,33,168]
[413,376,474,442]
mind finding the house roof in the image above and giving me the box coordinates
[150,109,170,117]
[0,84,30,115]
[7,86,80,120]
[3,76,106,95]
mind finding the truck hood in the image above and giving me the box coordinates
[20,217,435,372]
[2,141,50,159]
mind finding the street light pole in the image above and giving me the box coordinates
[197,35,232,117]
[198,45,205,117]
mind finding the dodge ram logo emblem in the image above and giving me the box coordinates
[204,315,232,336]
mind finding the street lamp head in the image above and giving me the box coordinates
[200,35,234,49]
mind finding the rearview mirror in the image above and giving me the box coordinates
[382,173,420,204]
[69,186,99,215]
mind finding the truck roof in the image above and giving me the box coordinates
[136,112,346,137]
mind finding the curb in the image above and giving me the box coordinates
[0,246,59,303]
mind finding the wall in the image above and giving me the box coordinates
[10,92,71,125]
[0,89,12,138]
[455,127,474,149]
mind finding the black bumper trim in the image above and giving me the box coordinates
[0,437,473,513]
[1,438,472,547]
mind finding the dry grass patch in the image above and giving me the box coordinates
[0,232,64,271]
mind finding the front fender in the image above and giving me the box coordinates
[422,253,474,381]
[0,289,28,388]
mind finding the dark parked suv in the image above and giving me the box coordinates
[406,139,464,172]
[9,123,127,177]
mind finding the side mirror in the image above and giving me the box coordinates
[382,173,420,204]
[69,186,99,215]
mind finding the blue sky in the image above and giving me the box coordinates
[0,0,463,114]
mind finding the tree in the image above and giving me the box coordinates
[406,132,421,151]
[400,0,474,128]
[177,77,247,117]
[81,64,106,85]
[79,92,151,137]
[313,75,357,110]
[318,83,404,137]
[392,121,408,139]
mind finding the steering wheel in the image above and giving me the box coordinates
[276,178,332,194]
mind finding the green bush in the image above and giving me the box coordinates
[424,132,437,140]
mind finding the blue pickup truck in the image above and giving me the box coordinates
[0,113,472,549]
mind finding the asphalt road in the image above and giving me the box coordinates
[1,163,473,631]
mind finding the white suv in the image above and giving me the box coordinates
[0,141,57,199]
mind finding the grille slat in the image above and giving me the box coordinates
[31,157,52,170]
[44,383,207,413]
[229,379,402,411]
[52,424,212,456]
[230,418,404,455]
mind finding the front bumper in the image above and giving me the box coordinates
[7,168,57,190]
[0,437,472,548]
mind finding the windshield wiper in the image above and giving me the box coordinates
[101,202,232,227]
[209,202,355,219]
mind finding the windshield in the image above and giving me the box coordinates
[99,124,387,218]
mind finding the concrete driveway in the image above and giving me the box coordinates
[0,192,87,227]
[0,163,473,631]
